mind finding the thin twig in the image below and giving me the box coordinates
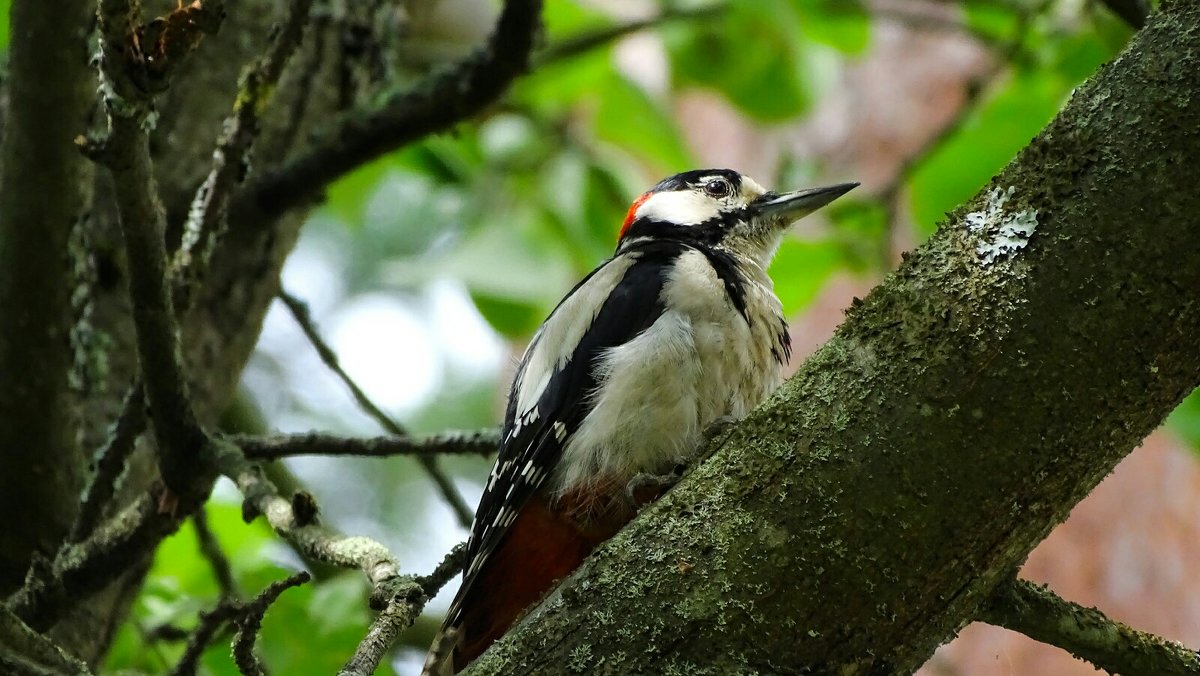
[232,572,311,676]
[213,440,403,590]
[337,590,424,676]
[876,0,1051,269]
[238,0,542,219]
[173,0,316,303]
[980,578,1200,675]
[339,545,465,676]
[193,508,238,598]
[234,430,499,460]
[277,290,475,527]
[414,542,466,596]
[213,438,459,674]
[537,4,722,66]
[277,290,410,436]
[68,382,146,542]
[170,598,243,676]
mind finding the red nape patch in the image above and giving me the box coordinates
[618,192,653,241]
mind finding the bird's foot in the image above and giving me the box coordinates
[702,415,738,445]
[624,463,688,511]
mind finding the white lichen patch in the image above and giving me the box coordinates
[964,186,1039,265]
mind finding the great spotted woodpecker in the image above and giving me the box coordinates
[423,169,856,674]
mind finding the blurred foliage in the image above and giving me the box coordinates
[105,503,379,675]
[51,0,1200,673]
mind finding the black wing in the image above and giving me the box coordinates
[445,242,686,626]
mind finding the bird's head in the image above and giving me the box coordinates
[617,169,858,268]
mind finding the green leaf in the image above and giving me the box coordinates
[797,0,870,54]
[323,157,394,227]
[827,199,888,271]
[962,0,1019,43]
[0,0,9,51]
[1168,389,1200,452]
[594,74,695,175]
[541,0,613,39]
[470,291,546,338]
[770,238,843,315]
[908,69,1068,236]
[667,1,811,122]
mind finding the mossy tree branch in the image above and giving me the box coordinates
[981,578,1200,675]
[465,2,1200,673]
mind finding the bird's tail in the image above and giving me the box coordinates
[420,626,459,676]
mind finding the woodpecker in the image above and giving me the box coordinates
[423,169,856,674]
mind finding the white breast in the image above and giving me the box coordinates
[553,248,785,493]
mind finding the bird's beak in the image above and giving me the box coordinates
[755,182,859,222]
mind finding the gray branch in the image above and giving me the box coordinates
[277,290,475,527]
[239,0,542,218]
[0,607,92,676]
[96,0,215,497]
[1099,0,1150,28]
[231,572,311,676]
[173,0,316,303]
[339,544,466,676]
[68,383,146,542]
[981,578,1200,675]
[234,430,499,460]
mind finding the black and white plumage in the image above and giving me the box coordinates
[424,169,856,675]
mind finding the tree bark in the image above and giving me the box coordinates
[465,3,1200,673]
[0,0,415,660]
[0,0,94,596]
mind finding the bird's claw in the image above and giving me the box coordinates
[624,466,686,511]
[702,415,738,444]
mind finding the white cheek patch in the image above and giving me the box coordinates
[739,175,767,201]
[635,190,721,226]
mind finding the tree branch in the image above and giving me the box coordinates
[463,2,1200,672]
[277,290,474,527]
[6,489,187,631]
[0,0,95,592]
[234,430,499,460]
[231,572,310,676]
[192,508,238,598]
[67,383,146,543]
[0,607,92,676]
[214,439,462,672]
[339,544,466,676]
[980,578,1200,675]
[213,441,403,592]
[239,0,542,219]
[173,0,316,303]
[96,0,214,498]
[170,597,243,676]
[536,4,722,66]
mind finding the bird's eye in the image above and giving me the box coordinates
[703,179,731,198]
